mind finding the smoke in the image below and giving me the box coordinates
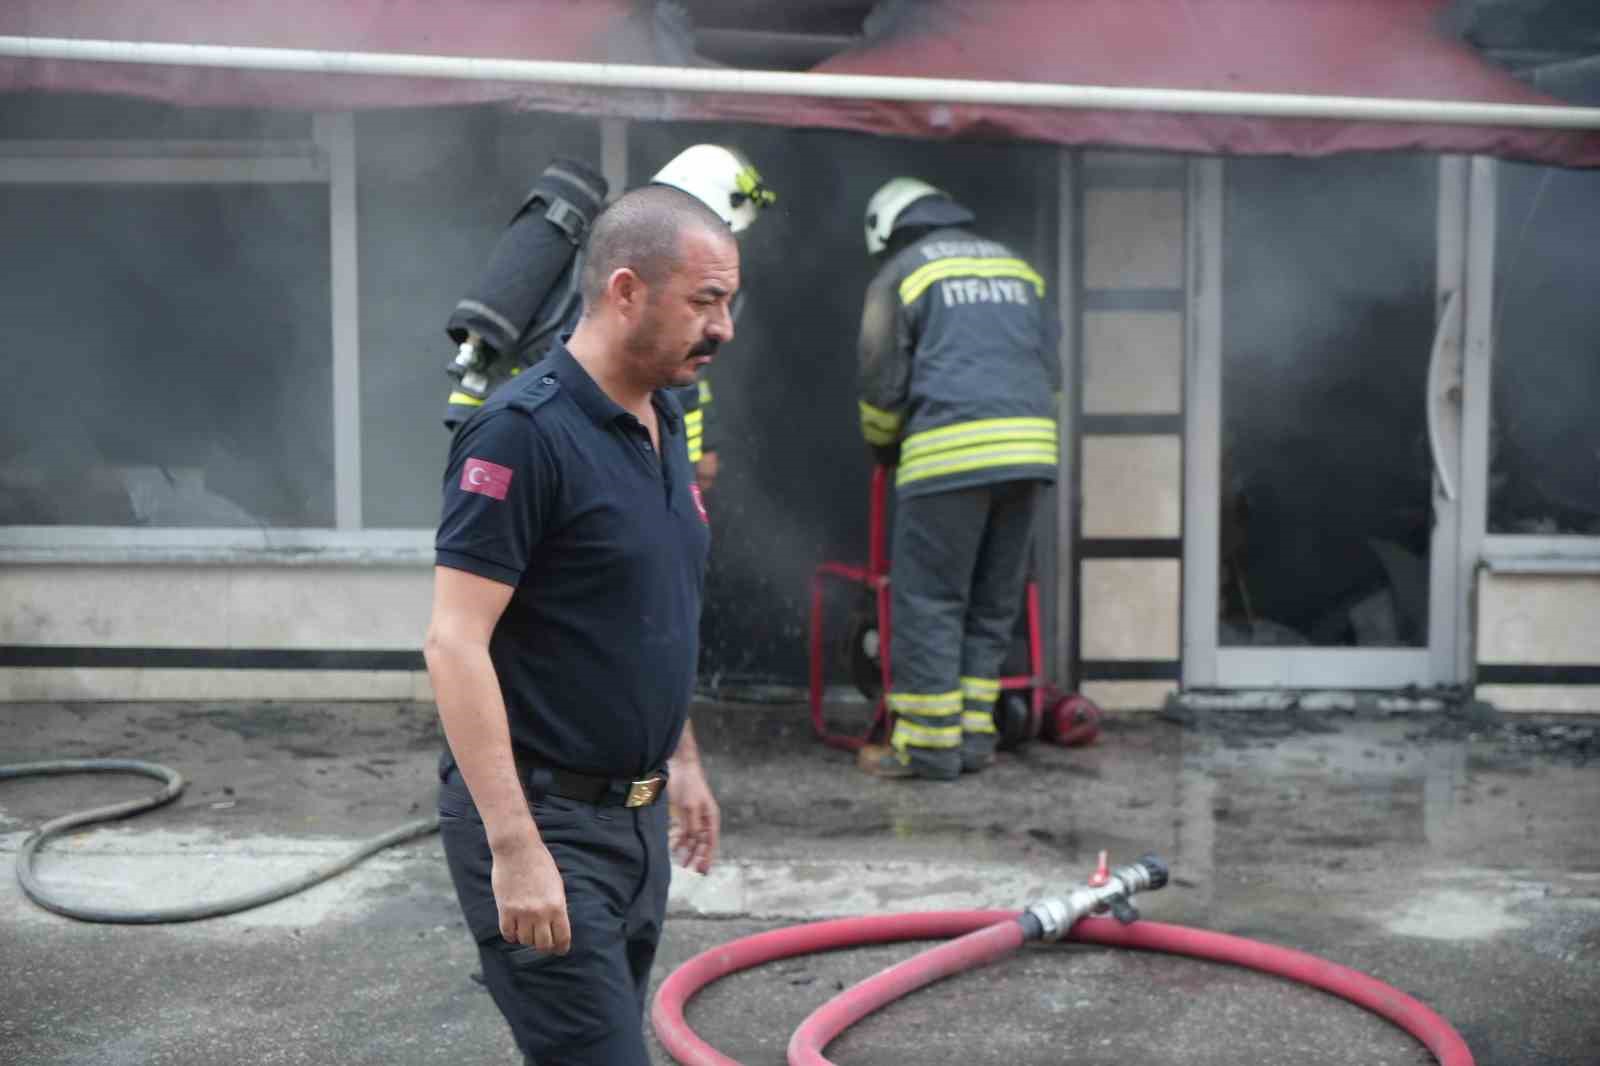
[1221,152,1438,646]
[13,82,1592,676]
[626,120,1059,686]
[1220,142,1600,646]
[0,92,332,528]
[1489,160,1600,534]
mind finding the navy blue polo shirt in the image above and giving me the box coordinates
[435,342,712,778]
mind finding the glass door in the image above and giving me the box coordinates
[1185,155,1468,688]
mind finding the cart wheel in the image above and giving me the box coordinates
[1042,692,1102,748]
[994,692,1033,752]
[846,614,883,702]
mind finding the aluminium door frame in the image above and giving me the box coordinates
[1182,154,1477,689]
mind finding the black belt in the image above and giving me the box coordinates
[523,760,667,809]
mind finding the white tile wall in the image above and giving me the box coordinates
[1,567,228,646]
[1477,573,1600,664]
[1083,311,1184,415]
[225,567,431,648]
[1,565,431,650]
[1080,559,1181,660]
[1083,188,1185,289]
[0,668,430,702]
[1475,685,1600,715]
[1080,680,1175,713]
[1081,435,1182,538]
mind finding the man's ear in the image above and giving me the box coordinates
[608,267,646,317]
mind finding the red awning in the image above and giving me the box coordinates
[3,0,1597,166]
[796,0,1600,166]
[0,0,650,111]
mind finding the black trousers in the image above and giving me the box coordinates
[437,762,670,1066]
[887,480,1042,771]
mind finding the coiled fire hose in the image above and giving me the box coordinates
[652,854,1475,1066]
[1,759,438,924]
[4,765,1479,1065]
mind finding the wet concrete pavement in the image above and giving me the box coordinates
[1,698,1597,1065]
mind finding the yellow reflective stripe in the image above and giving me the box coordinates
[900,442,1058,471]
[961,677,1000,700]
[863,426,896,447]
[860,402,902,429]
[448,391,485,407]
[899,257,1046,305]
[897,446,1058,487]
[898,450,1059,487]
[686,411,704,461]
[891,720,963,750]
[887,689,962,711]
[962,711,998,734]
[888,704,962,722]
[904,431,1057,465]
[686,408,705,462]
[901,417,1057,459]
[860,402,904,446]
[698,379,713,404]
[859,402,902,430]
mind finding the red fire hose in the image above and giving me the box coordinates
[653,911,1474,1066]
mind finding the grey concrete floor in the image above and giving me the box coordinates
[1,698,1597,1065]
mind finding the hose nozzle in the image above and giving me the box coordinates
[1025,852,1170,941]
[1119,853,1168,894]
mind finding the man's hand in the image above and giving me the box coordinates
[667,762,720,874]
[490,832,571,954]
[695,450,720,493]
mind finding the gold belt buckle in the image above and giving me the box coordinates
[624,776,663,808]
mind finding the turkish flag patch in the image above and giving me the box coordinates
[689,482,710,524]
[460,457,513,500]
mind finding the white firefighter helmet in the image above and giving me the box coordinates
[864,176,946,255]
[650,144,776,234]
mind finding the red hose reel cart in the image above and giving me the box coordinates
[807,466,1101,754]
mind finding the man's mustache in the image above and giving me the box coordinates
[689,338,720,358]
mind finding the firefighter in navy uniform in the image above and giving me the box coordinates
[856,178,1060,781]
[648,145,762,490]
[443,145,772,491]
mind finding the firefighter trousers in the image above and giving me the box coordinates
[887,479,1042,776]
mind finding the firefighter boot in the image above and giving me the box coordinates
[960,679,1001,773]
[960,732,997,773]
[869,745,960,781]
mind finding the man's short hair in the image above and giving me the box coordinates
[580,185,731,308]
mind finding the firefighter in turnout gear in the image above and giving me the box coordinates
[857,177,1059,781]
[443,144,773,489]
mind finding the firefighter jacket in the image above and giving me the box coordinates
[857,226,1059,497]
[676,377,717,464]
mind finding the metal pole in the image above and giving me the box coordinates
[314,113,362,530]
[4,35,1600,129]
